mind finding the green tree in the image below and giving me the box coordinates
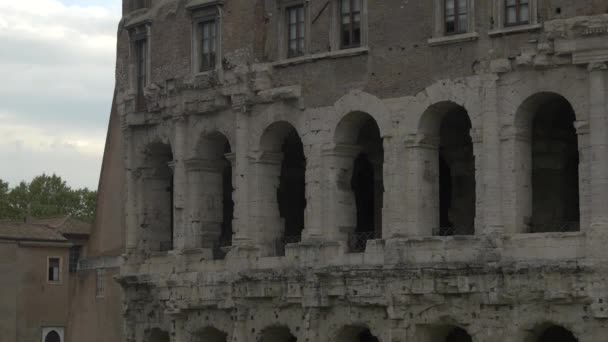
[0,174,97,223]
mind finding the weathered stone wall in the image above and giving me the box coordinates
[114,1,608,341]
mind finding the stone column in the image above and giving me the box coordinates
[588,62,608,230]
[371,151,384,239]
[233,109,252,245]
[403,135,439,236]
[471,127,484,235]
[321,144,360,242]
[302,144,323,240]
[249,152,284,256]
[125,133,139,255]
[172,118,188,251]
[480,76,504,235]
[500,126,532,234]
[231,308,250,342]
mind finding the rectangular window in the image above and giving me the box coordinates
[48,257,61,283]
[199,19,217,71]
[286,5,305,58]
[445,0,468,35]
[96,269,105,298]
[68,246,81,273]
[505,0,529,26]
[135,38,147,111]
[340,0,361,49]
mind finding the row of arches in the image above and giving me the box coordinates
[137,92,580,255]
[146,323,578,342]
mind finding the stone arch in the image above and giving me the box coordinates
[330,90,392,142]
[193,326,228,342]
[138,141,174,254]
[259,325,297,342]
[330,112,384,252]
[186,131,234,258]
[416,101,476,236]
[253,121,306,256]
[334,325,380,342]
[513,92,580,233]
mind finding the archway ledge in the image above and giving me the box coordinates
[332,90,393,139]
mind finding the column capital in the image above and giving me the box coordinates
[249,151,283,164]
[404,133,439,149]
[500,125,531,142]
[184,158,227,172]
[588,61,608,72]
[321,143,361,157]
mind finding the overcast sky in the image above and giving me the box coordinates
[0,0,121,190]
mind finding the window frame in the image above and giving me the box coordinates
[286,4,306,58]
[191,4,223,75]
[339,0,362,49]
[489,0,539,36]
[331,0,367,51]
[68,246,81,273]
[277,0,310,60]
[504,0,530,27]
[429,0,477,45]
[47,257,62,284]
[128,24,151,112]
[444,0,469,35]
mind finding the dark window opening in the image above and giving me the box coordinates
[538,326,577,342]
[350,153,375,251]
[48,257,60,282]
[530,97,579,233]
[445,327,473,342]
[195,327,228,342]
[135,38,147,112]
[199,19,217,72]
[216,141,234,259]
[340,0,361,49]
[437,106,475,236]
[276,131,306,256]
[445,0,468,35]
[68,246,81,273]
[261,326,297,342]
[44,331,61,342]
[358,329,379,342]
[505,0,530,26]
[287,5,305,58]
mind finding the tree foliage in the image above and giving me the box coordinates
[0,174,97,223]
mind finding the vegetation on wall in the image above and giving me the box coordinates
[0,174,97,223]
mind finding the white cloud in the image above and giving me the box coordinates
[0,0,120,189]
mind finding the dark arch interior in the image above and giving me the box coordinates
[195,327,228,342]
[358,328,379,342]
[349,116,383,252]
[538,326,578,342]
[531,96,580,232]
[45,331,61,342]
[144,143,174,253]
[276,129,306,255]
[438,107,475,236]
[261,326,297,342]
[445,327,472,342]
[149,329,170,342]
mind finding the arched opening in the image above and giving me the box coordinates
[191,132,234,259]
[194,327,228,342]
[260,325,297,342]
[537,325,577,342]
[527,95,579,232]
[140,142,174,253]
[419,102,475,236]
[44,331,61,342]
[445,327,472,342]
[438,106,475,235]
[148,328,170,342]
[257,122,306,256]
[335,112,384,252]
[335,325,379,342]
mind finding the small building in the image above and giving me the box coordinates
[0,221,72,342]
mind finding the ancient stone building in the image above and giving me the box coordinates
[115,0,608,341]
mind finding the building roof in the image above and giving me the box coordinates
[31,216,92,236]
[0,221,69,242]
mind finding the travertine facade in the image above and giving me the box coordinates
[115,1,608,341]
